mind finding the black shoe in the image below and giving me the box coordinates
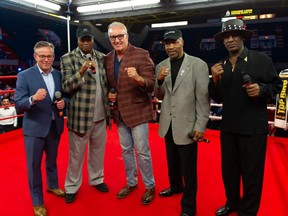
[65,193,76,203]
[180,213,190,216]
[159,187,182,197]
[94,183,109,192]
[215,205,235,216]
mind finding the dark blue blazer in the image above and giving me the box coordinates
[14,65,64,137]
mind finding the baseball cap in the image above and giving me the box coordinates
[76,25,94,39]
[162,28,182,43]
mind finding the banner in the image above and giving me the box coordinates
[274,69,288,129]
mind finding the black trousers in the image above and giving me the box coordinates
[165,125,198,215]
[0,124,15,133]
[220,132,267,216]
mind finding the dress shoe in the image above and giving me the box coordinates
[94,182,109,192]
[33,205,47,216]
[47,188,65,197]
[65,193,76,204]
[117,184,138,199]
[180,213,191,216]
[215,205,235,216]
[141,187,155,205]
[159,187,182,197]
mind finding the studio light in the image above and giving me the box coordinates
[151,21,188,28]
[8,0,61,11]
[77,0,160,13]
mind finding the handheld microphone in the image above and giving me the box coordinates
[109,88,117,110]
[188,132,210,143]
[86,54,96,73]
[243,74,251,87]
[54,91,63,117]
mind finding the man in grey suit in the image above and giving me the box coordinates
[14,41,65,216]
[61,25,110,203]
[155,28,210,216]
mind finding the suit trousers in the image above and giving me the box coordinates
[165,125,198,215]
[65,119,107,193]
[24,121,60,206]
[220,132,267,216]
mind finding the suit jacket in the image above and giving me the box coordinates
[105,44,155,127]
[14,65,64,137]
[155,53,210,144]
[61,47,110,134]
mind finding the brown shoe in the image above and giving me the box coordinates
[142,188,155,205]
[47,188,65,197]
[117,184,138,199]
[33,206,47,216]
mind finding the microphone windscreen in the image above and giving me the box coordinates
[110,88,116,94]
[85,54,92,60]
[187,132,194,139]
[243,74,251,84]
[55,91,62,100]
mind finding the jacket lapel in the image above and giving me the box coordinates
[172,54,190,93]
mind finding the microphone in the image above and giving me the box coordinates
[188,132,210,143]
[243,74,251,87]
[86,54,96,73]
[54,91,63,117]
[109,88,117,110]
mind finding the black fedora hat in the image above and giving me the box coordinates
[213,19,253,42]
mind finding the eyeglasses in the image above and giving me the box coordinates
[35,53,54,60]
[109,34,126,41]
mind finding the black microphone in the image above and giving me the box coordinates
[86,54,96,73]
[243,74,251,87]
[188,132,210,143]
[109,88,117,110]
[54,91,63,117]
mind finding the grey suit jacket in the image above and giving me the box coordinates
[155,53,210,144]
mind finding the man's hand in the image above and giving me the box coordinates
[125,67,145,86]
[243,83,260,97]
[32,88,47,102]
[54,99,65,110]
[211,63,224,84]
[158,66,170,81]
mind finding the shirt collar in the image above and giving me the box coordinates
[36,64,53,75]
[223,47,249,65]
[80,50,95,59]
[238,47,249,62]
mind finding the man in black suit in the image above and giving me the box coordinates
[209,19,282,216]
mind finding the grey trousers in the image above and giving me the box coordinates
[65,119,107,194]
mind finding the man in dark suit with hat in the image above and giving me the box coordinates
[209,19,282,216]
[61,25,110,203]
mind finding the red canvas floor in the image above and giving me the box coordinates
[0,123,287,216]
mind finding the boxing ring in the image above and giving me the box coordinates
[0,74,287,215]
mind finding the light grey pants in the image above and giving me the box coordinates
[65,119,107,194]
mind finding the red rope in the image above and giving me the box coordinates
[0,76,17,79]
[0,89,15,94]
[0,114,23,121]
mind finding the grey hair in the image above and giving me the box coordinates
[33,41,55,53]
[107,22,127,35]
